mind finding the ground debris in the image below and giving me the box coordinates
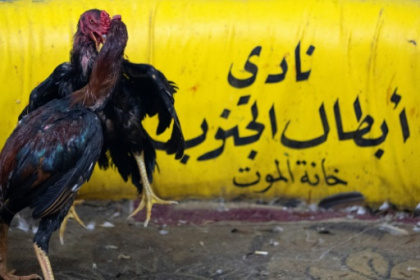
[117,253,131,260]
[159,229,169,235]
[318,192,365,209]
[407,266,420,273]
[346,206,367,216]
[86,221,96,231]
[15,214,30,233]
[254,251,269,256]
[109,211,121,220]
[272,226,284,233]
[378,223,409,235]
[101,221,115,228]
[414,203,420,217]
[413,222,420,233]
[269,239,279,246]
[317,226,333,235]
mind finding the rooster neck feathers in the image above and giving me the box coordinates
[71,34,97,78]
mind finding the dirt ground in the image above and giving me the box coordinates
[6,200,420,280]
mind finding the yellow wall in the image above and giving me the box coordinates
[0,0,419,207]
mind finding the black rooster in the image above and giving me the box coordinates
[19,9,185,228]
[0,18,128,280]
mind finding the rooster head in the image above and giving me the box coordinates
[78,9,121,51]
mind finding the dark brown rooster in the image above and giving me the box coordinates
[19,10,185,228]
[0,18,127,280]
[18,8,113,243]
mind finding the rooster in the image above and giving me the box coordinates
[19,9,113,243]
[0,18,128,280]
[19,9,185,230]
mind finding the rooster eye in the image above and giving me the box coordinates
[90,19,94,24]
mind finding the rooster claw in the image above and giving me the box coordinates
[127,152,178,227]
[59,200,87,245]
[128,191,178,227]
[0,271,41,280]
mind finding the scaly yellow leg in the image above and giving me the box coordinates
[0,224,41,280]
[127,151,177,227]
[34,244,54,280]
[59,200,87,245]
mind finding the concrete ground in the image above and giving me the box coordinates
[6,200,420,280]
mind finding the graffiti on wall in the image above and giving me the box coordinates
[154,40,411,193]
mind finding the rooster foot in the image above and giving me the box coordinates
[59,200,87,245]
[0,269,41,280]
[128,152,177,227]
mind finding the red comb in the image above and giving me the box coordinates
[100,10,111,32]
[112,15,122,21]
[100,10,110,20]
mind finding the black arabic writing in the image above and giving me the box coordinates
[233,157,347,193]
[228,41,316,88]
[153,90,410,163]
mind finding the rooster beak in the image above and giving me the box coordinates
[91,32,100,51]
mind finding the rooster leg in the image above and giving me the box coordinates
[127,151,177,227]
[0,224,41,280]
[33,244,54,280]
[58,200,87,245]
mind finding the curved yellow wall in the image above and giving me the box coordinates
[0,0,419,207]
